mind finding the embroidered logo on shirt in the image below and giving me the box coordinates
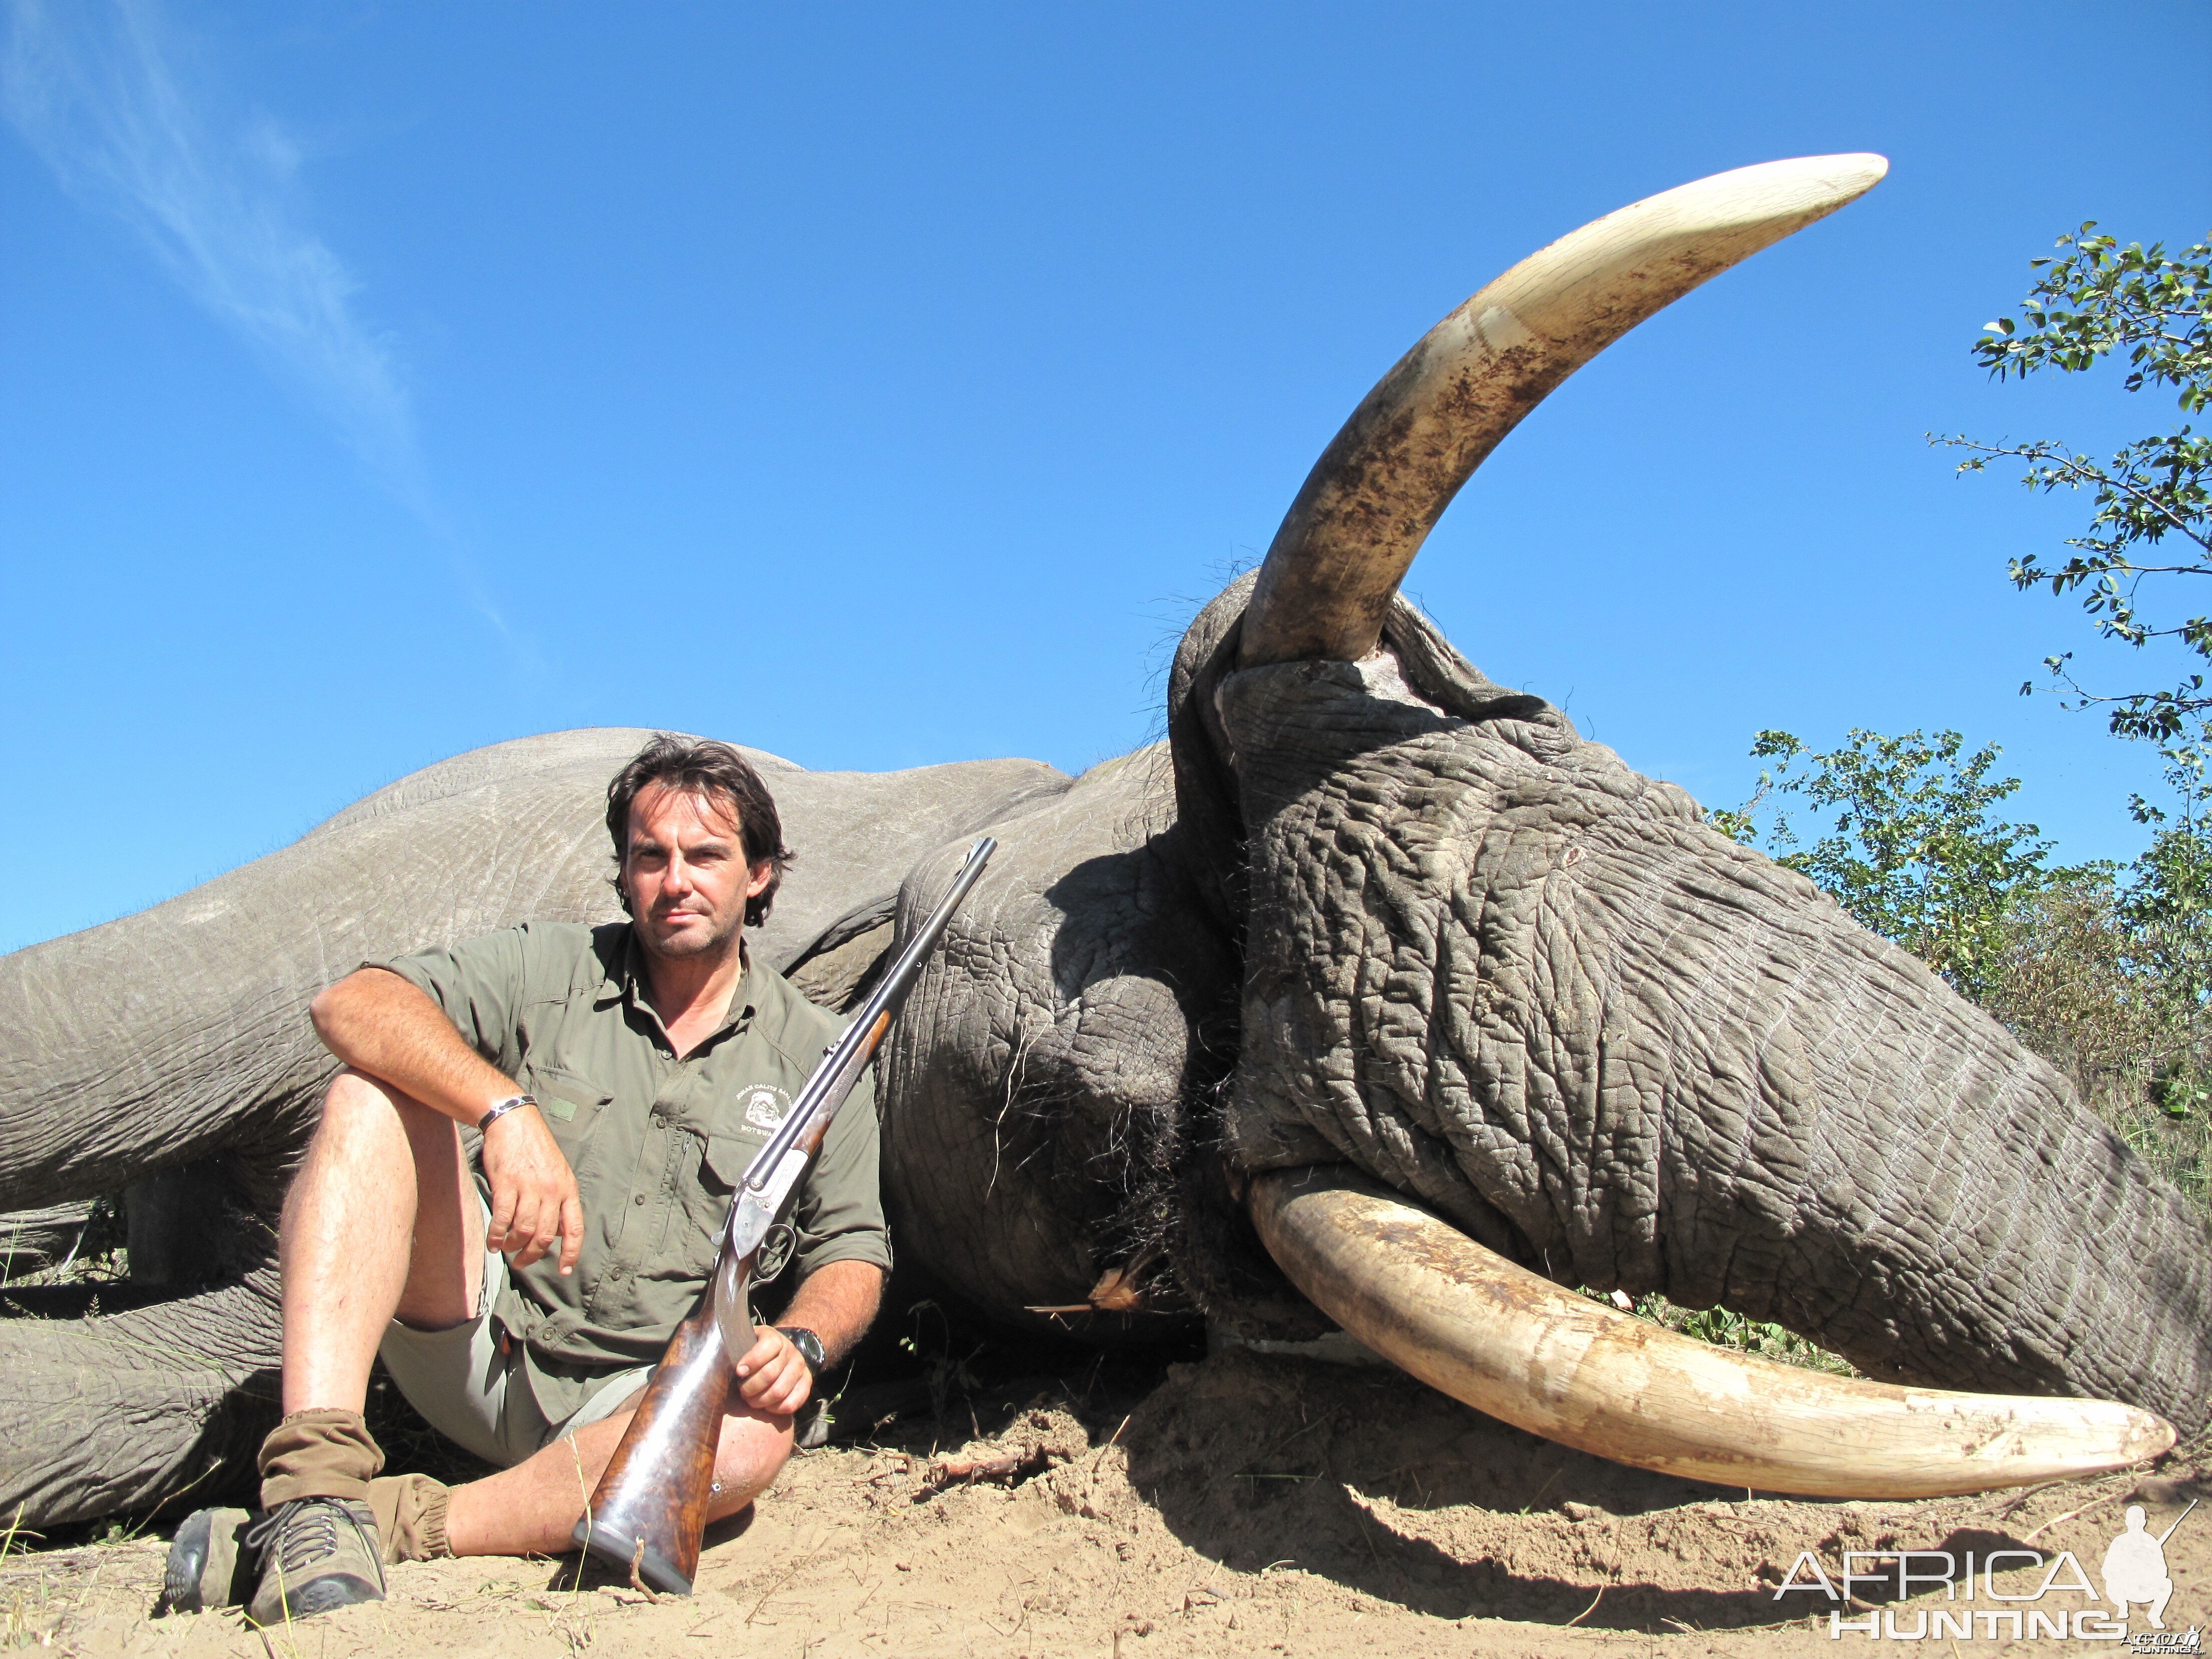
[742,1085,793,1132]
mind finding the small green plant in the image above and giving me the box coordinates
[1579,1288,1856,1376]
[1654,1299,1857,1375]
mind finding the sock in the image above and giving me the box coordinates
[365,1474,453,1564]
[256,1408,386,1509]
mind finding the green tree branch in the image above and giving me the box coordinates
[1932,223,2211,746]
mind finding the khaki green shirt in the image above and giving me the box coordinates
[378,921,890,1423]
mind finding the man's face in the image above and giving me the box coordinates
[622,783,772,963]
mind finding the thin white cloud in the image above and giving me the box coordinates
[3,0,422,493]
[2,0,522,645]
[3,1,418,497]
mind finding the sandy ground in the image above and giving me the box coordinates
[10,1348,2209,1658]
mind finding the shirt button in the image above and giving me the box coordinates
[633,1194,647,1205]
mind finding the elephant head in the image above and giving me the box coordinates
[874,155,2208,1492]
[2,157,2203,1529]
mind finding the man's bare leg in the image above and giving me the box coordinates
[168,1070,486,1622]
[280,1068,482,1414]
[445,1399,794,1558]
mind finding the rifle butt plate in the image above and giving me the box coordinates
[570,1516,695,1597]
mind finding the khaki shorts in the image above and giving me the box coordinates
[378,1202,651,1469]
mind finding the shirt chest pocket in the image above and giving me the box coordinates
[521,1062,614,1175]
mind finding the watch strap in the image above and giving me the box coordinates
[777,1326,827,1376]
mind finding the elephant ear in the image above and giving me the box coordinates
[871,748,1304,1332]
[783,894,900,1013]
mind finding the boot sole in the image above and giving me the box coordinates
[158,1508,250,1615]
[247,1571,384,1625]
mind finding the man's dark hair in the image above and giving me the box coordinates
[605,734,794,928]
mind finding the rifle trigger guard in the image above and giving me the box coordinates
[755,1223,795,1285]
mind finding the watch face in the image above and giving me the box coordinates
[781,1327,826,1372]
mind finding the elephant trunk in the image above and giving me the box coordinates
[0,1271,283,1526]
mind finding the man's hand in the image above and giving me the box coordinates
[731,1325,812,1418]
[729,1260,883,1419]
[481,1106,584,1274]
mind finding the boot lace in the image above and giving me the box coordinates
[245,1499,347,1577]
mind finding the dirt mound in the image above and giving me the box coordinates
[13,1349,2208,1655]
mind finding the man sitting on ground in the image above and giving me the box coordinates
[163,734,890,1623]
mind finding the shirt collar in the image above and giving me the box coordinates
[597,924,758,1040]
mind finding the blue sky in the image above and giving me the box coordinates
[2,2,2207,953]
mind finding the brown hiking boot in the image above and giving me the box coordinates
[157,1507,257,1614]
[243,1497,385,1625]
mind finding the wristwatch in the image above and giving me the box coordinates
[776,1326,826,1378]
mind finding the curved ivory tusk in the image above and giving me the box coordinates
[1249,1166,2175,1500]
[1238,153,1888,669]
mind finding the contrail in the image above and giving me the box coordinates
[1,0,519,644]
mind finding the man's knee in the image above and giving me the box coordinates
[713,1406,795,1487]
[294,1068,472,1277]
[321,1065,433,1127]
[310,1070,456,1172]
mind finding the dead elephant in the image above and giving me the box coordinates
[3,155,2204,1530]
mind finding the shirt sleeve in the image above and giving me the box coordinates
[789,1061,893,1278]
[369,927,533,1077]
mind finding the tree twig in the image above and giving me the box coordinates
[917,1444,1060,1498]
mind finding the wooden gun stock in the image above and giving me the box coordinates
[568,1264,739,1595]
[568,1031,884,1592]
